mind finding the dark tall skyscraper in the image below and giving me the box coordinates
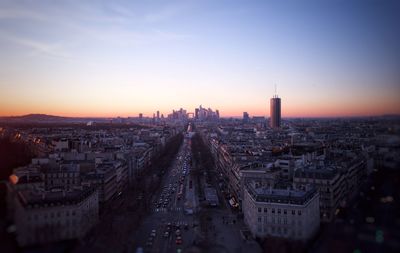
[243,112,249,123]
[270,95,281,128]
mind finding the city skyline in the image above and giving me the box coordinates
[1,0,400,118]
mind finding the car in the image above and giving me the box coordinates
[175,229,181,236]
[163,231,170,238]
[146,240,153,247]
[150,229,156,237]
[175,237,182,245]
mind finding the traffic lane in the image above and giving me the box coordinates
[153,149,184,210]
[141,146,188,250]
[133,168,184,249]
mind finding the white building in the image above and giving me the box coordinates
[243,181,320,241]
[293,165,345,222]
[52,139,69,151]
[12,187,99,247]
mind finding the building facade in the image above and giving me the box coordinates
[13,187,99,246]
[293,165,345,222]
[243,182,320,241]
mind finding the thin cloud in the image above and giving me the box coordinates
[0,32,70,59]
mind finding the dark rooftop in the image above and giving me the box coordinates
[246,182,318,205]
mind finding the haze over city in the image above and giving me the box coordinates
[0,0,399,118]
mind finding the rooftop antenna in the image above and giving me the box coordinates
[274,83,278,98]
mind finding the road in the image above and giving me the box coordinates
[130,135,198,253]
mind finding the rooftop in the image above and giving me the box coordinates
[294,164,339,180]
[245,182,317,205]
[18,186,97,209]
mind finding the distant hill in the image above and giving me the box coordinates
[0,114,109,123]
[0,114,67,122]
[14,114,67,121]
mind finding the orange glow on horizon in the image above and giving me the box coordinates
[1,90,399,119]
[1,103,399,119]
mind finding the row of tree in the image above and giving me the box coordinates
[0,137,34,180]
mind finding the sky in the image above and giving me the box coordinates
[0,0,399,118]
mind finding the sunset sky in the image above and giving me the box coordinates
[0,0,399,118]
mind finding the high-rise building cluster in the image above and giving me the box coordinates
[168,108,188,120]
[194,105,219,121]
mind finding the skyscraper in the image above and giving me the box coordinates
[270,95,281,128]
[243,112,249,123]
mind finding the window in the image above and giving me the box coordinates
[264,208,267,213]
[284,209,287,215]
[258,217,262,222]
[298,210,302,216]
[258,207,261,213]
[292,210,295,215]
[278,209,281,214]
[272,208,275,214]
